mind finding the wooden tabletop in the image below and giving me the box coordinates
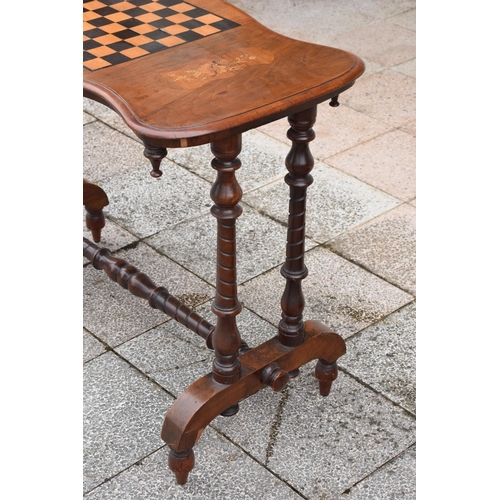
[83,0,365,148]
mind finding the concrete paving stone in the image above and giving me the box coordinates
[340,445,416,499]
[83,328,107,363]
[83,121,149,182]
[83,216,138,254]
[340,302,416,414]
[324,129,416,202]
[146,205,316,286]
[84,112,96,125]
[240,246,413,339]
[83,242,214,347]
[229,0,370,42]
[83,352,172,493]
[84,427,303,500]
[118,341,283,463]
[400,119,416,136]
[230,0,415,44]
[83,97,138,140]
[341,69,416,128]
[393,58,416,79]
[353,0,416,21]
[331,20,415,68]
[168,129,289,194]
[389,8,416,31]
[98,164,213,239]
[118,302,279,398]
[327,203,416,294]
[211,383,286,463]
[116,302,283,462]
[267,367,416,499]
[244,161,400,244]
[258,101,393,161]
[115,319,212,397]
[358,58,386,78]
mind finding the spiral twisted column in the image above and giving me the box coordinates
[278,106,317,348]
[210,134,243,385]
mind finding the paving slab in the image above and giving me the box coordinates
[357,58,386,78]
[83,242,214,347]
[83,328,107,363]
[230,0,416,44]
[400,119,416,136]
[115,311,415,499]
[327,203,416,294]
[146,204,316,286]
[116,303,284,462]
[83,121,148,182]
[340,445,416,499]
[243,162,400,244]
[117,303,279,398]
[340,302,416,413]
[389,8,416,31]
[115,318,212,398]
[83,352,172,493]
[331,19,415,68]
[84,111,95,125]
[84,427,303,500]
[393,58,416,79]
[266,367,416,499]
[325,129,415,201]
[83,97,138,141]
[258,101,393,161]
[240,246,413,339]
[98,164,213,239]
[341,69,416,128]
[167,129,289,193]
[83,217,138,254]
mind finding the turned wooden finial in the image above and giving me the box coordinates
[315,359,339,396]
[168,448,194,485]
[83,179,109,242]
[144,145,167,178]
[329,95,340,107]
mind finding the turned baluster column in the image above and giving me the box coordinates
[168,136,244,483]
[278,106,317,349]
[210,135,243,387]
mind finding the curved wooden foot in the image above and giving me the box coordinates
[83,179,109,242]
[168,448,194,485]
[162,320,345,483]
[315,359,339,396]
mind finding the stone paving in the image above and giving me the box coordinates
[83,1,416,498]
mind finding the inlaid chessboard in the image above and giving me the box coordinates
[83,0,240,71]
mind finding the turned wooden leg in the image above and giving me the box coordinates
[210,135,243,387]
[164,135,244,485]
[83,179,109,243]
[278,106,317,350]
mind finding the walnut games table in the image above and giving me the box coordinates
[83,0,365,484]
